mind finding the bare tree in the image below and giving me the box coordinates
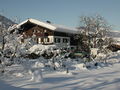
[76,15,112,62]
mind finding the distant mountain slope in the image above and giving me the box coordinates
[109,30,120,44]
[110,30,120,38]
[0,15,15,29]
[0,15,15,48]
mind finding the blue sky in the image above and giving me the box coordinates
[0,0,120,30]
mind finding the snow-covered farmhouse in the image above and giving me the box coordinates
[12,18,78,48]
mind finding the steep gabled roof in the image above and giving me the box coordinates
[17,18,56,30]
[16,18,78,34]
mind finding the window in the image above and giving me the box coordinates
[54,38,61,43]
[41,38,44,42]
[57,38,61,43]
[37,30,40,33]
[38,38,41,43]
[63,38,68,43]
[33,29,36,33]
[47,38,49,42]
[21,39,24,43]
[54,38,57,43]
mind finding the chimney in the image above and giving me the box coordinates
[46,21,51,24]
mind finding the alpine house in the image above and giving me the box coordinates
[12,18,78,48]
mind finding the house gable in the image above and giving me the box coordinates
[19,22,54,38]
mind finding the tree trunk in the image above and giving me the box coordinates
[2,36,5,50]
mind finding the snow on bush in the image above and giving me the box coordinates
[91,48,98,56]
[28,44,57,55]
[33,61,44,68]
[74,63,87,70]
[12,73,23,77]
[30,69,43,82]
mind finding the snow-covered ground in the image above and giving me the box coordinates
[1,58,120,90]
[0,64,120,90]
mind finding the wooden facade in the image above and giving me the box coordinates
[19,22,53,38]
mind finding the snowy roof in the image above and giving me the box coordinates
[16,18,78,34]
[53,24,78,34]
[17,18,56,30]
